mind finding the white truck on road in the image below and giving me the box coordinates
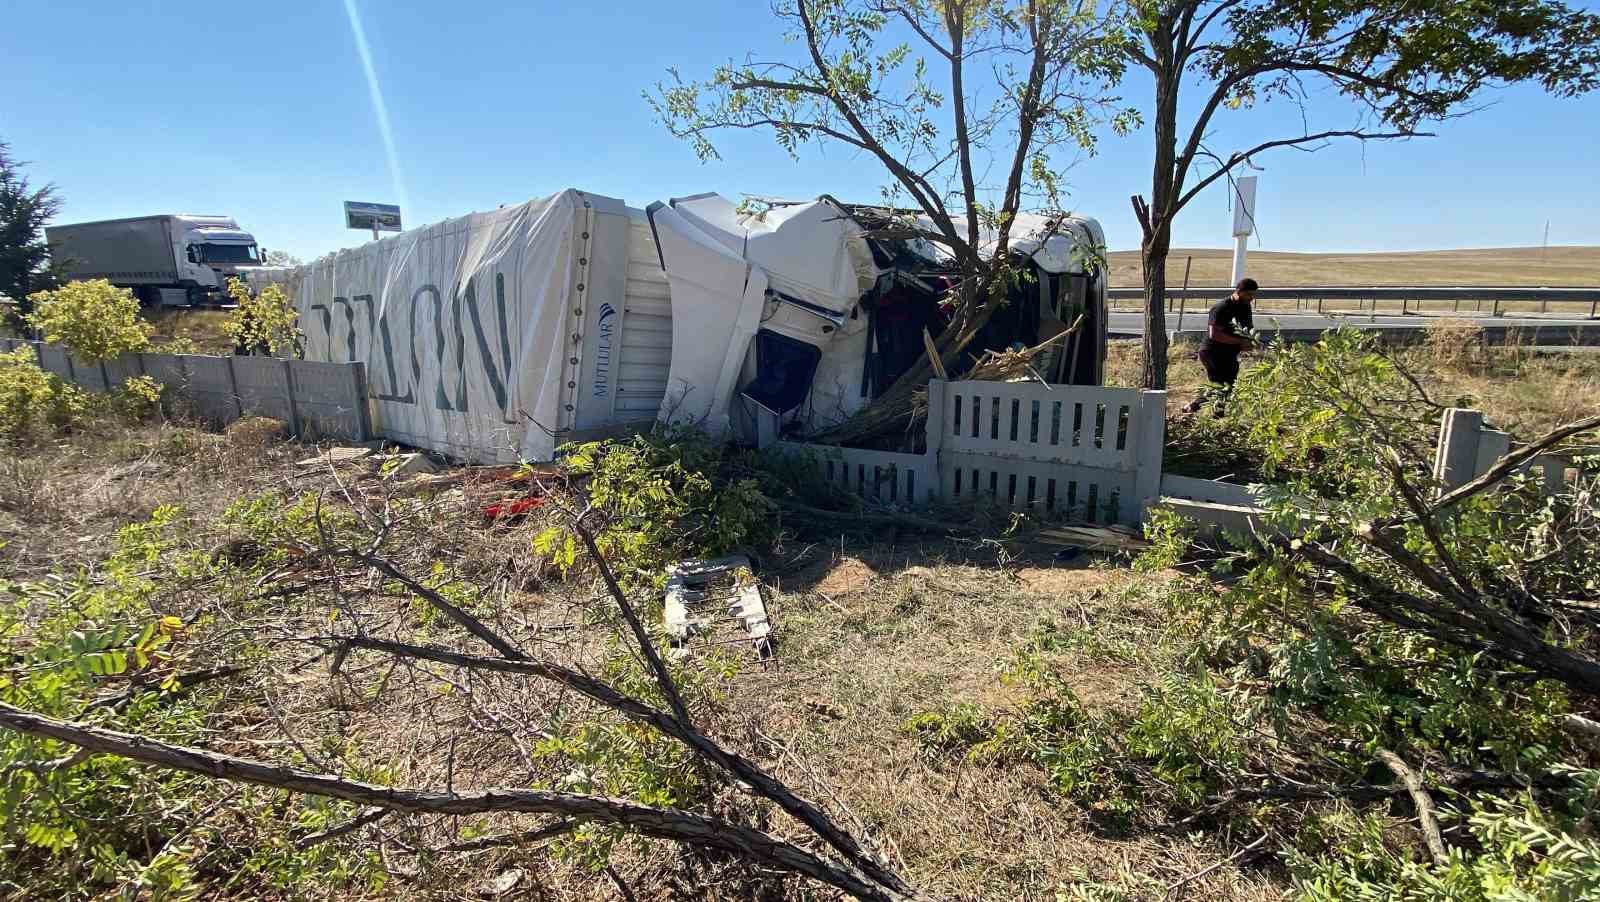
[45,214,261,307]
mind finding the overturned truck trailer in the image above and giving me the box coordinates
[250,188,1107,463]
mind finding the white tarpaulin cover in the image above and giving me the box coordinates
[251,190,599,463]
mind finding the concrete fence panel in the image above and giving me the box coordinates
[34,344,74,382]
[70,355,110,393]
[286,359,370,441]
[769,380,1167,526]
[773,442,937,507]
[230,356,299,430]
[178,354,242,425]
[138,353,188,416]
[102,353,145,388]
[11,339,371,443]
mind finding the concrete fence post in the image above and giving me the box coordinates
[1433,408,1484,495]
[1135,390,1168,522]
[281,359,304,437]
[923,379,948,503]
[222,356,245,421]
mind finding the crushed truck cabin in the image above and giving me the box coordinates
[249,188,1109,463]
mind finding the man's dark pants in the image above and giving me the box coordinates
[1187,348,1240,415]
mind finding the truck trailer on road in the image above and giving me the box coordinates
[46,214,261,307]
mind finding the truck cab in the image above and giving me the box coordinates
[176,215,259,303]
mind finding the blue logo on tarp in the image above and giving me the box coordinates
[594,303,616,397]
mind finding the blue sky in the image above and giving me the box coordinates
[3,1,1597,262]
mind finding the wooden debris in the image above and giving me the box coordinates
[295,446,372,468]
[1035,524,1150,551]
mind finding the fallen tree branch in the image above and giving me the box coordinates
[437,819,578,853]
[1184,767,1577,824]
[88,664,247,712]
[1165,833,1268,897]
[0,701,908,902]
[566,512,692,725]
[294,806,391,849]
[329,633,915,897]
[1375,748,1448,866]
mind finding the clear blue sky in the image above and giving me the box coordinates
[3,1,1597,262]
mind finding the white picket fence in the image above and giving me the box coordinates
[775,380,1166,526]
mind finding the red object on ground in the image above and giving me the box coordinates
[482,495,545,521]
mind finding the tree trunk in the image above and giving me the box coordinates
[1141,238,1170,390]
[1139,25,1181,391]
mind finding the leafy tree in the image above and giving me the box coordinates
[262,249,302,267]
[1122,0,1600,388]
[224,277,303,357]
[26,279,152,363]
[0,140,64,332]
[652,0,1136,441]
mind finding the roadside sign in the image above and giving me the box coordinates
[344,201,402,233]
[1231,176,1258,237]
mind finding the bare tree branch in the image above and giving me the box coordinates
[0,702,911,902]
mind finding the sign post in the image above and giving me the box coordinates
[344,201,403,242]
[1230,176,1257,285]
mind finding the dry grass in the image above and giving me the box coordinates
[734,546,1279,900]
[2,412,1291,900]
[147,308,235,354]
[1107,245,1600,288]
[1106,336,1600,437]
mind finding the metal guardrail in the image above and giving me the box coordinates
[1105,286,1600,318]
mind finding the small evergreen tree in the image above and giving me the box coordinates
[0,139,64,332]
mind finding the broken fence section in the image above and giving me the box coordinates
[1160,405,1578,537]
[774,380,1167,526]
[0,338,372,442]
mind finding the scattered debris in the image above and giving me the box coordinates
[482,495,545,522]
[378,452,437,477]
[664,555,773,660]
[1035,524,1150,551]
[295,446,372,468]
[479,868,524,897]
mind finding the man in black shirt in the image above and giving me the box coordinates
[1186,277,1257,414]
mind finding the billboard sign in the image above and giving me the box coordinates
[344,201,402,233]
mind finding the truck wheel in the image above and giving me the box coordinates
[187,286,206,307]
[135,286,160,309]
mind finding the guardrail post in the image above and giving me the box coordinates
[1591,297,1598,319]
[1492,297,1501,317]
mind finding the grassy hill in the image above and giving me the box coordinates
[1105,245,1600,288]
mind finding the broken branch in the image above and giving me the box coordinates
[0,701,904,902]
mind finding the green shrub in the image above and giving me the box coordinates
[25,279,152,363]
[539,429,776,583]
[0,345,88,442]
[224,278,302,357]
[1290,771,1600,900]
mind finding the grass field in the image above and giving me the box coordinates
[1106,245,1600,288]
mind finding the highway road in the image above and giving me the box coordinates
[1106,311,1600,343]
